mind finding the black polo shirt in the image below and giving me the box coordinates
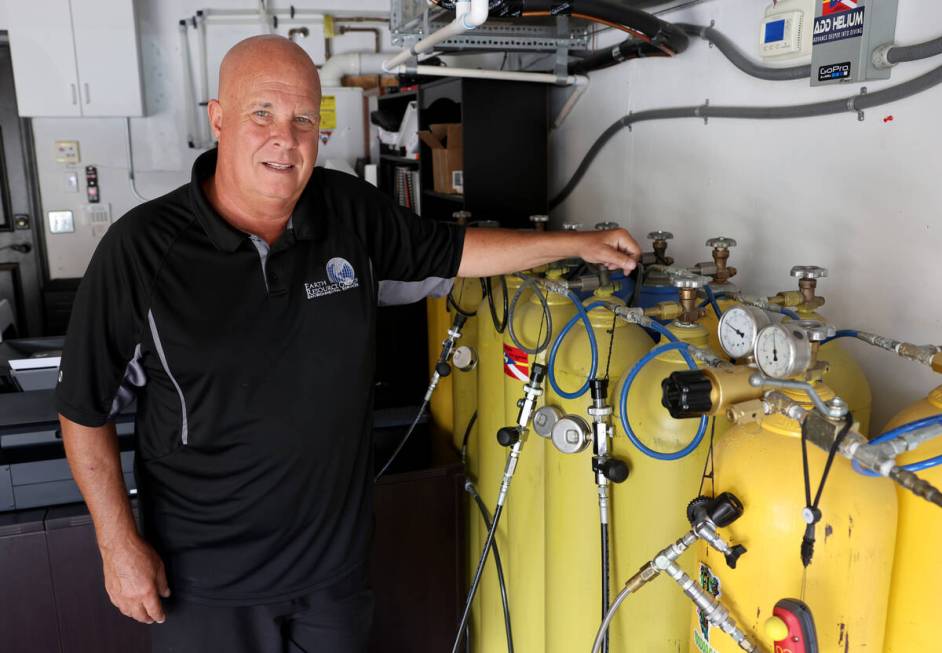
[56,150,465,605]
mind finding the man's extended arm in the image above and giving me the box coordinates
[457,227,641,278]
[60,415,170,624]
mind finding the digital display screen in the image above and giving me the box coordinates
[764,19,786,43]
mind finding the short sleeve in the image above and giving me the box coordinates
[366,195,466,283]
[56,226,144,427]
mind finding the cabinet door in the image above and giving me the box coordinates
[70,0,144,117]
[5,0,83,117]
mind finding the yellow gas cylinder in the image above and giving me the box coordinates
[689,382,897,653]
[502,269,575,653]
[451,277,484,452]
[543,286,652,653]
[783,265,873,435]
[469,273,520,653]
[610,308,726,653]
[426,294,454,441]
[883,384,942,652]
[694,237,741,357]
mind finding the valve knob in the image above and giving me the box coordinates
[647,230,674,241]
[435,361,452,377]
[497,426,521,447]
[671,273,710,290]
[709,492,745,527]
[662,370,714,419]
[706,236,737,249]
[595,221,620,230]
[724,544,748,569]
[452,210,472,224]
[529,214,549,224]
[598,458,629,483]
[790,265,828,280]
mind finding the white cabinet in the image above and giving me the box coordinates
[7,0,143,117]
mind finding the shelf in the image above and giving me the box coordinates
[381,154,420,166]
[423,190,464,203]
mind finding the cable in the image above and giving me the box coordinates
[779,307,801,321]
[677,23,810,80]
[449,279,479,317]
[508,275,553,355]
[484,276,509,333]
[854,414,942,476]
[452,503,506,653]
[374,399,429,481]
[600,521,611,653]
[126,117,153,203]
[619,341,707,460]
[466,482,515,653]
[547,297,601,399]
[550,60,942,209]
[460,410,479,465]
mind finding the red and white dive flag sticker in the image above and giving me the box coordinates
[503,344,529,382]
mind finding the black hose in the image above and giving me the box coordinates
[466,482,515,653]
[677,23,810,80]
[887,35,942,64]
[600,521,611,653]
[374,399,428,481]
[508,275,553,355]
[460,410,479,465]
[484,276,509,334]
[452,503,506,653]
[550,60,942,209]
[569,38,669,75]
[449,280,479,318]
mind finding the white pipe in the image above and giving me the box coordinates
[553,76,590,128]
[125,118,151,203]
[383,0,489,71]
[196,13,211,147]
[178,21,198,147]
[396,65,586,86]
[320,52,392,86]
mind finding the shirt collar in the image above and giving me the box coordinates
[188,149,321,252]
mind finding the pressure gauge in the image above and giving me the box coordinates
[452,346,477,372]
[717,305,771,359]
[754,324,814,379]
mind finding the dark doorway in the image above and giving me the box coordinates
[0,34,45,337]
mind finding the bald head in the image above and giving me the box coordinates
[218,35,320,104]
[207,35,322,222]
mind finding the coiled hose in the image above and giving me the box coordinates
[547,297,601,399]
[508,274,553,355]
[618,336,708,461]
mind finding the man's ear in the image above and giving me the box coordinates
[207,99,223,140]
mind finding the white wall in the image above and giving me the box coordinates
[2,0,392,279]
[549,0,942,430]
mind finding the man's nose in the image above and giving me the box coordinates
[270,119,299,149]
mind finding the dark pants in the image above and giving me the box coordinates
[151,569,373,653]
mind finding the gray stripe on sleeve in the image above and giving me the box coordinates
[147,309,190,445]
[378,277,454,306]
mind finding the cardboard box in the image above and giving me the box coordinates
[418,123,463,194]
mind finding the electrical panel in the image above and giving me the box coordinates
[760,0,816,63]
[811,0,899,86]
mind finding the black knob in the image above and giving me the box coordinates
[725,544,747,569]
[590,378,609,402]
[709,492,744,528]
[530,363,547,385]
[453,313,468,330]
[686,496,712,525]
[598,458,629,483]
[436,361,452,377]
[497,427,521,447]
[661,370,714,419]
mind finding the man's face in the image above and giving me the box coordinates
[212,71,320,204]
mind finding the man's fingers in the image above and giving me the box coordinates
[142,590,167,624]
[156,564,171,598]
[129,601,155,625]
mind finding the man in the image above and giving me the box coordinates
[57,35,640,653]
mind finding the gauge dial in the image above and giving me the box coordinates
[717,305,771,359]
[754,324,813,379]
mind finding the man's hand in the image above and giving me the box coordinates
[101,533,171,624]
[575,228,641,275]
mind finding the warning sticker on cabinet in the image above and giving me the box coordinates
[503,344,529,382]
[320,95,337,130]
[813,7,865,45]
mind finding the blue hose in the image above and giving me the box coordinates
[645,320,679,343]
[853,414,942,476]
[700,286,724,319]
[547,295,601,399]
[779,307,801,320]
[618,341,708,461]
[822,329,859,345]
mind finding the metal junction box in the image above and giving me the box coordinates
[811,0,898,86]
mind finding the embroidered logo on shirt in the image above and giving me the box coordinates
[304,257,359,299]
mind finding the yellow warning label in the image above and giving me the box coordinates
[320,95,337,130]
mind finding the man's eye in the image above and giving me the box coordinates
[295,116,318,126]
[254,110,270,118]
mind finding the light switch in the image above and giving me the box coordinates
[65,172,79,193]
[55,141,81,164]
[48,210,75,234]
